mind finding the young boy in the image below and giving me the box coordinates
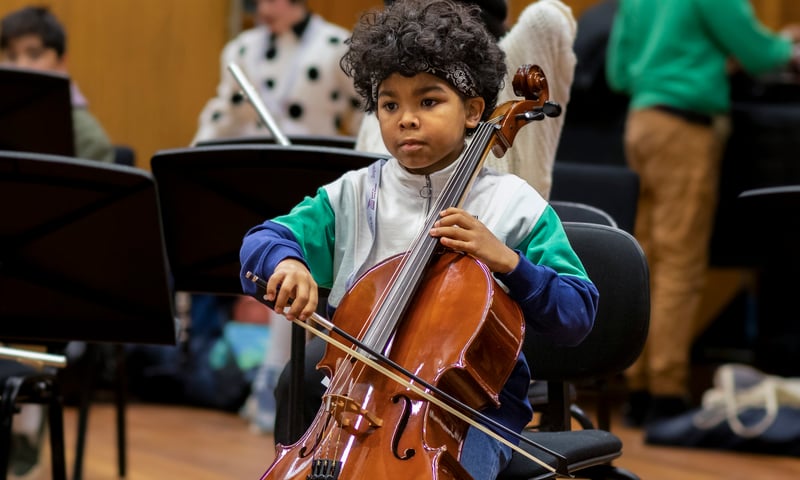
[240,1,597,478]
[356,0,578,200]
[0,6,114,163]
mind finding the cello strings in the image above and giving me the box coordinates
[333,120,497,395]
[358,121,497,352]
[324,117,504,421]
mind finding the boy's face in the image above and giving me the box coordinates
[376,72,484,175]
[1,34,65,73]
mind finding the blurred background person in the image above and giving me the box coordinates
[188,0,365,436]
[191,0,362,144]
[606,0,800,427]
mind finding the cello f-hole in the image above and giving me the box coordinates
[391,394,416,461]
[298,414,333,459]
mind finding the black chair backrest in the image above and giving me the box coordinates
[550,200,617,229]
[551,161,639,234]
[524,222,649,382]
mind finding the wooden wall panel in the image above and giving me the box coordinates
[3,0,799,169]
[0,0,231,169]
[308,0,381,29]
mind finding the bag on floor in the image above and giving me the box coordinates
[645,363,800,456]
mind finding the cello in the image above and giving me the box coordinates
[249,64,563,480]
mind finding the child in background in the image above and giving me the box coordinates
[0,6,114,163]
[240,1,597,478]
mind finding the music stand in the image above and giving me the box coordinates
[1,150,176,479]
[0,150,176,344]
[151,143,385,438]
[737,186,800,376]
[0,67,75,157]
[194,134,357,151]
[738,185,800,259]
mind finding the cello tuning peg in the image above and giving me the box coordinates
[543,101,562,118]
[516,110,546,122]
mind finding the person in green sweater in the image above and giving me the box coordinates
[606,0,800,426]
[1,6,114,163]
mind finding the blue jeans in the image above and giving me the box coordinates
[460,426,512,480]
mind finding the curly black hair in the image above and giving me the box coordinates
[0,7,66,57]
[341,0,506,120]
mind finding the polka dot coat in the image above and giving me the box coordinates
[193,15,362,144]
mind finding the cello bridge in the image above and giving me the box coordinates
[323,393,383,434]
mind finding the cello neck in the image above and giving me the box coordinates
[358,121,498,354]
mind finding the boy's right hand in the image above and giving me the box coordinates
[265,258,318,321]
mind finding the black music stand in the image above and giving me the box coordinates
[0,151,176,344]
[150,143,385,439]
[0,150,177,479]
[195,134,356,150]
[738,185,800,259]
[0,67,75,157]
[737,186,800,376]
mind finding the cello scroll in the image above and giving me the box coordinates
[490,64,563,158]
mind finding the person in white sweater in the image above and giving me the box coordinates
[355,0,577,199]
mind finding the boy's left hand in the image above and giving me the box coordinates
[430,207,520,274]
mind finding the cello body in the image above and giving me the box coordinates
[260,250,524,480]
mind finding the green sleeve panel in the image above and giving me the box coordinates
[271,187,337,288]
[515,206,590,282]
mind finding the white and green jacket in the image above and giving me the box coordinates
[240,155,598,440]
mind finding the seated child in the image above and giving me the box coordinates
[0,6,114,163]
[240,1,598,478]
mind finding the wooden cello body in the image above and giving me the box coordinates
[262,251,523,480]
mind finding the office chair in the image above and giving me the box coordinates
[498,222,649,480]
[548,166,641,431]
[529,202,616,431]
[550,201,617,229]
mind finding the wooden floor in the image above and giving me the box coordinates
[28,400,800,480]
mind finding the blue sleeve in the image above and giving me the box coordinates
[239,221,308,296]
[496,253,598,347]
